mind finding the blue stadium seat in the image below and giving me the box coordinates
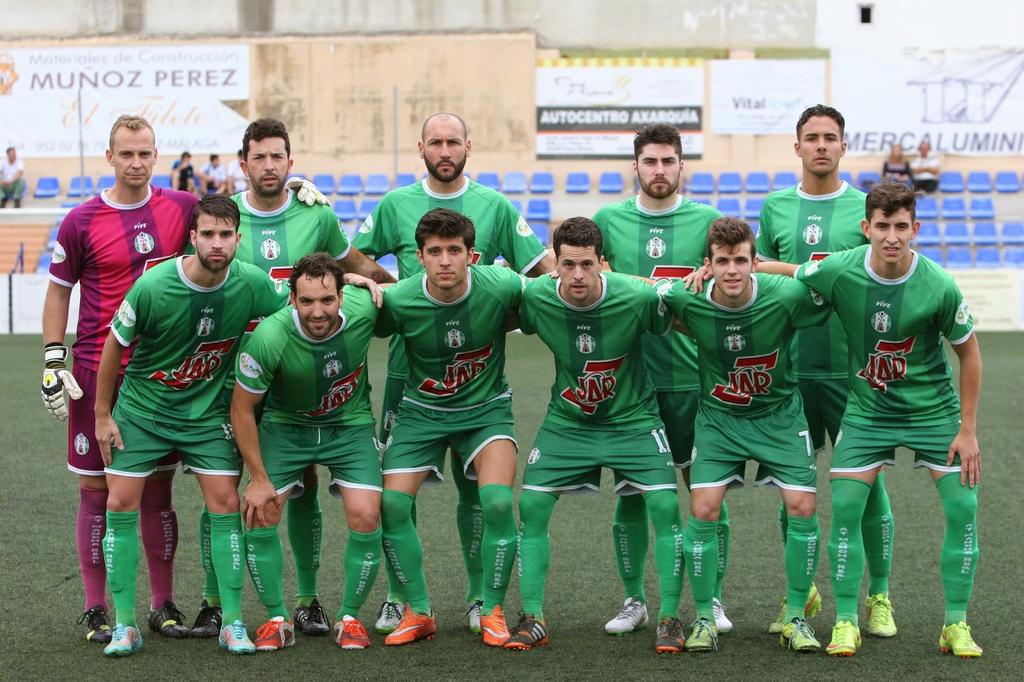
[839,171,854,187]
[530,172,555,194]
[718,172,743,194]
[745,172,770,194]
[47,226,60,250]
[939,171,964,193]
[476,172,501,191]
[503,172,527,194]
[598,171,625,193]
[749,221,759,236]
[357,199,378,220]
[59,201,80,208]
[856,171,881,190]
[969,197,995,220]
[945,247,972,268]
[941,197,966,220]
[972,222,998,246]
[529,222,550,245]
[916,196,938,220]
[286,173,306,181]
[943,222,970,245]
[1002,222,1024,245]
[67,176,94,198]
[918,247,944,265]
[772,171,798,190]
[975,248,1001,268]
[525,199,551,221]
[967,172,992,193]
[743,198,764,220]
[313,174,336,195]
[691,197,713,206]
[151,174,172,189]
[994,171,1020,193]
[688,172,715,194]
[1004,247,1024,267]
[716,198,741,218]
[365,174,390,195]
[34,177,60,198]
[395,173,417,188]
[332,199,357,222]
[915,222,942,246]
[97,175,116,192]
[337,174,362,195]
[376,254,397,271]
[565,172,591,194]
[510,199,523,213]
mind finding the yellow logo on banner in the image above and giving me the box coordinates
[0,53,18,95]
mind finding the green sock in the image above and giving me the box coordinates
[784,514,821,622]
[198,506,220,605]
[479,484,516,615]
[684,515,717,622]
[338,527,382,619]
[383,498,413,603]
[644,490,683,620]
[935,473,979,625]
[245,525,289,619]
[381,490,430,614]
[286,487,322,605]
[612,494,648,602]
[452,459,484,604]
[517,490,557,621]
[829,478,872,625]
[777,503,788,545]
[862,471,894,596]
[715,500,730,601]
[209,512,245,624]
[103,510,140,627]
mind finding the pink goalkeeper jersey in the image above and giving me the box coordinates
[49,186,197,370]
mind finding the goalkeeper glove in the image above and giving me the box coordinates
[41,343,84,421]
[285,177,330,206]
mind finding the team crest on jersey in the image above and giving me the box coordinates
[116,300,136,328]
[646,237,667,259]
[724,333,746,351]
[238,352,262,379]
[323,359,340,378]
[955,300,971,326]
[149,338,237,390]
[527,448,541,464]
[445,328,466,349]
[871,311,891,333]
[857,337,915,393]
[358,215,374,234]
[516,215,533,237]
[133,232,155,254]
[802,224,823,245]
[307,364,365,416]
[196,316,215,337]
[575,333,596,354]
[260,239,281,261]
[52,241,66,264]
[560,355,626,415]
[711,350,778,406]
[418,344,493,397]
[74,433,89,456]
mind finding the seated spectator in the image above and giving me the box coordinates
[172,151,196,194]
[911,140,941,193]
[1,146,26,208]
[227,148,248,194]
[198,153,228,194]
[882,143,913,186]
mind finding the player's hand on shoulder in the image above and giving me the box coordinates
[343,272,384,308]
[40,344,84,420]
[286,177,329,206]
[681,264,711,294]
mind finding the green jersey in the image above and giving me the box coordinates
[795,245,974,427]
[235,286,378,427]
[353,178,547,277]
[520,272,669,430]
[110,257,287,426]
[375,264,524,410]
[594,195,721,392]
[661,274,830,418]
[757,182,867,380]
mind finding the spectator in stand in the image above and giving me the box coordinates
[1,146,26,208]
[882,143,913,187]
[172,151,196,194]
[227,149,248,195]
[911,140,941,193]
[198,153,228,194]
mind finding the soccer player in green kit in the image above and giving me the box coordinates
[662,217,828,654]
[794,182,983,658]
[376,208,525,647]
[756,105,896,637]
[505,218,686,654]
[593,123,733,635]
[353,112,553,634]
[94,195,289,656]
[231,254,385,652]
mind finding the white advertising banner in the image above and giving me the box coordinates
[0,45,250,157]
[535,64,704,159]
[832,48,1024,156]
[710,60,826,135]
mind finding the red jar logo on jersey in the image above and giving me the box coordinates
[306,364,365,416]
[710,350,778,406]
[149,338,237,390]
[418,344,493,397]
[560,355,626,415]
[857,337,915,393]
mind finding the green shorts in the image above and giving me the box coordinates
[798,378,848,452]
[522,421,677,496]
[382,398,517,484]
[832,418,963,474]
[657,390,698,468]
[259,422,382,498]
[691,394,817,492]
[106,407,239,477]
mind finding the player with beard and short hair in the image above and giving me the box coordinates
[94,194,290,656]
[353,112,553,635]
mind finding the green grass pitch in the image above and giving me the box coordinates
[2,332,1019,679]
